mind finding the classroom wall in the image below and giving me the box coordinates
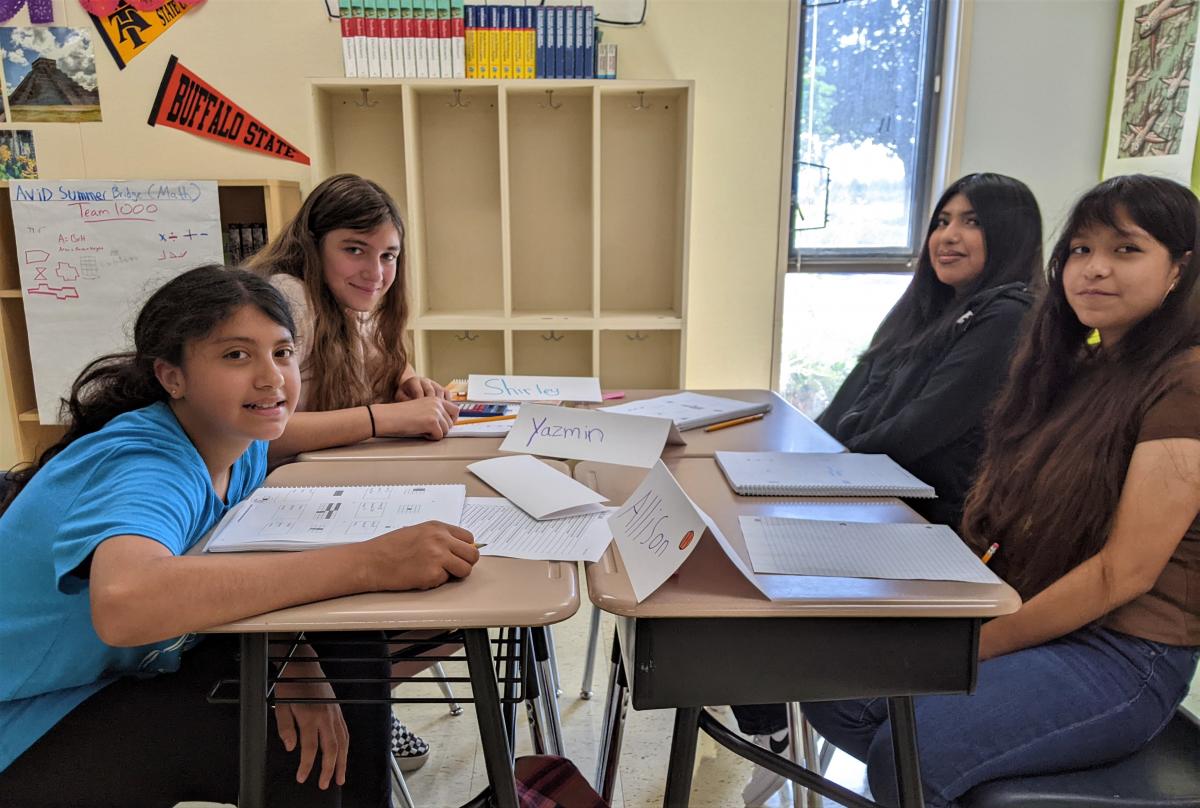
[0,0,1126,455]
[957,0,1119,242]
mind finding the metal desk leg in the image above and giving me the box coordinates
[662,706,702,808]
[465,628,519,808]
[785,701,807,808]
[500,627,520,756]
[594,632,629,803]
[580,607,602,699]
[522,628,549,755]
[238,633,268,808]
[531,627,566,755]
[545,624,562,697]
[888,696,926,808]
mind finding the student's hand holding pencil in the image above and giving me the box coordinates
[364,521,480,590]
[372,397,461,440]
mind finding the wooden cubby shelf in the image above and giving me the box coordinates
[311,78,694,387]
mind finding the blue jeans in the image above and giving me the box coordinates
[802,626,1199,808]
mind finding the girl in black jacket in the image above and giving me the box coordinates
[738,172,1043,806]
[817,172,1042,528]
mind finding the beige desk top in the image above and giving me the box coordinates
[199,460,580,633]
[582,389,845,457]
[296,434,508,462]
[576,458,1021,620]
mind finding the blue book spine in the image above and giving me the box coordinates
[554,6,565,79]
[584,6,594,79]
[574,5,585,78]
[564,6,575,79]
[541,6,552,79]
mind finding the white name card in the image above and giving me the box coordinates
[467,455,608,520]
[468,374,602,403]
[608,461,771,603]
[499,403,681,467]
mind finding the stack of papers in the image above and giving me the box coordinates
[715,452,935,498]
[461,498,612,562]
[738,516,1001,584]
[449,405,520,437]
[206,485,466,552]
[600,392,770,431]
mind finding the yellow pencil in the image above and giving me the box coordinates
[704,413,766,432]
[981,542,999,565]
[457,413,517,425]
[472,542,489,549]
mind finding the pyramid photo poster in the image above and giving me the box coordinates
[0,27,101,123]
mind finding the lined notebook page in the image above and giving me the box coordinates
[600,392,770,430]
[739,516,1000,584]
[715,452,935,497]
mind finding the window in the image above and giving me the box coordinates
[778,0,944,416]
[790,0,944,265]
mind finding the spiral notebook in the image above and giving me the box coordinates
[714,452,935,498]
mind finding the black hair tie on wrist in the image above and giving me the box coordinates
[366,404,377,438]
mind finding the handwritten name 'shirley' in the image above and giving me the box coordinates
[526,416,605,448]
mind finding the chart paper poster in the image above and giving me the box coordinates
[11,179,223,423]
[90,0,198,69]
[148,55,310,165]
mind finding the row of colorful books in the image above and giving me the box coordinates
[338,0,467,79]
[465,6,614,80]
[336,2,618,80]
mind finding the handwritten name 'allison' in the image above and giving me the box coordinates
[526,416,605,448]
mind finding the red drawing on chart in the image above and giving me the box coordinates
[158,249,188,261]
[55,262,80,281]
[23,249,49,264]
[33,267,46,280]
[27,282,80,300]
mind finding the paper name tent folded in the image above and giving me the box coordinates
[607,460,773,603]
[467,455,609,519]
[204,485,466,552]
[499,403,685,468]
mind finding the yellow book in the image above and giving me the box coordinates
[488,7,501,79]
[523,8,535,80]
[500,5,513,79]
[465,5,476,78]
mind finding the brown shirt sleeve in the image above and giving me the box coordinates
[1138,354,1200,444]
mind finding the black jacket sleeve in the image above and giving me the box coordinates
[841,297,1028,466]
[815,358,871,435]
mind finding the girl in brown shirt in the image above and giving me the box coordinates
[801,174,1200,807]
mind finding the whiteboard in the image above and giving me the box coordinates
[11,180,224,424]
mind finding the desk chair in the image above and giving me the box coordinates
[961,707,1200,808]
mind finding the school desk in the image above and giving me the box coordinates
[581,389,846,457]
[196,459,580,808]
[574,458,1020,808]
[295,432,510,462]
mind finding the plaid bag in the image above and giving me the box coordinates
[514,755,609,808]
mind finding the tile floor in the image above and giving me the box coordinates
[180,597,1200,808]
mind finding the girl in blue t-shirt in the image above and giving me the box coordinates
[0,265,479,807]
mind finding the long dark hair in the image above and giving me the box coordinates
[863,173,1043,362]
[249,173,409,411]
[1,266,295,513]
[963,174,1200,599]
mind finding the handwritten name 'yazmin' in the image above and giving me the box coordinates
[525,416,604,448]
[614,490,671,558]
[483,378,561,398]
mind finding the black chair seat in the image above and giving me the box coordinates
[962,708,1200,808]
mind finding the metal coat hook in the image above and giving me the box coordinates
[448,89,470,109]
[631,91,651,111]
[539,89,562,110]
[354,88,378,108]
[542,330,565,341]
[625,331,649,341]
[456,331,480,341]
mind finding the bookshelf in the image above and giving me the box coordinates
[0,180,302,467]
[310,78,693,388]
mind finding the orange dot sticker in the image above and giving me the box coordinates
[679,530,695,550]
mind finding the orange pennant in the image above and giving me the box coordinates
[148,55,309,165]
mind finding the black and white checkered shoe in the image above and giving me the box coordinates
[390,715,431,772]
